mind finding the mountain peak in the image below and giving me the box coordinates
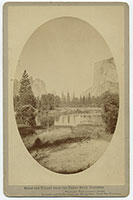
[13,77,47,97]
[82,57,119,97]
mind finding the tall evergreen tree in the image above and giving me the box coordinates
[19,70,36,107]
[67,91,70,102]
[72,92,75,101]
[61,92,66,106]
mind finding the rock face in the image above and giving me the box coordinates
[82,57,119,97]
[13,77,47,97]
[31,78,47,97]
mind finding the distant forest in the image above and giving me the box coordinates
[14,70,105,112]
[14,70,119,134]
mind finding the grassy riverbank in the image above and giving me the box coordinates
[31,138,109,174]
[20,124,112,174]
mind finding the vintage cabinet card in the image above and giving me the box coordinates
[3,2,129,197]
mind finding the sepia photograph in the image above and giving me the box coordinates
[13,17,119,174]
[3,2,129,197]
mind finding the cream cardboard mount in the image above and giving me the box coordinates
[3,2,129,197]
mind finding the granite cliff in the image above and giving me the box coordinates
[82,57,119,97]
[13,77,47,97]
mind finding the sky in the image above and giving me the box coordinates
[15,17,112,97]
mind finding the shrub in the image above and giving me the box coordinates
[16,105,36,127]
[38,113,54,128]
[102,91,119,134]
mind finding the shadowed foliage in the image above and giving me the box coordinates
[102,91,119,134]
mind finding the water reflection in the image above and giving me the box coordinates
[54,114,103,126]
[36,113,103,128]
[37,115,54,127]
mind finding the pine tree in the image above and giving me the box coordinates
[67,91,70,102]
[19,70,36,107]
[72,92,75,101]
[61,92,66,106]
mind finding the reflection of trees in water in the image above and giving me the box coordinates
[54,115,60,122]
[68,115,70,123]
[54,114,103,126]
[39,115,54,128]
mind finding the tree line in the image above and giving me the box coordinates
[14,70,119,134]
[14,70,103,113]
